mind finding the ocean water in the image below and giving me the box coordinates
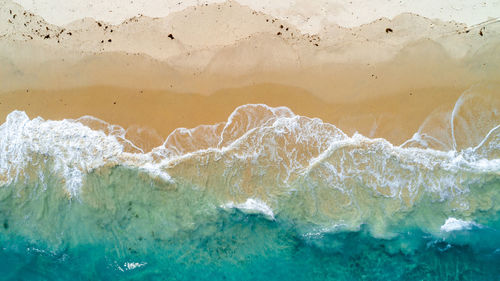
[0,87,499,280]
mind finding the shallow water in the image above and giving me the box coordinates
[1,165,500,280]
[2,205,500,280]
[0,87,499,279]
[2,0,500,279]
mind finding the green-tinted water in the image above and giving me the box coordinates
[1,97,499,280]
[1,166,499,280]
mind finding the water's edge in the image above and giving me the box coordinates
[0,89,499,280]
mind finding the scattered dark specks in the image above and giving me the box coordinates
[113,101,117,105]
[277,32,281,36]
[168,33,174,39]
[97,22,102,27]
[285,27,289,31]
[44,34,50,39]
[479,28,484,36]
[46,26,49,31]
[13,14,16,19]
[314,43,318,46]
[385,28,393,33]
[3,220,8,230]
[108,39,112,42]
[110,29,113,33]
[9,10,12,15]
[101,40,104,43]
[465,30,470,33]
[67,32,72,35]
[26,89,29,93]
[280,24,283,29]
[266,19,269,22]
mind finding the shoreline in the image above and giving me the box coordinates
[0,83,468,151]
[1,0,499,151]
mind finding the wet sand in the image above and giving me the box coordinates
[0,83,465,151]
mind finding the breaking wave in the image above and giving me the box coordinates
[0,84,499,280]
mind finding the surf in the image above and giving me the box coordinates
[0,86,498,236]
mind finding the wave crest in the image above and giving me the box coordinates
[0,88,499,236]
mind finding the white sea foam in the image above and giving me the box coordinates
[0,111,170,196]
[302,224,351,238]
[118,262,147,272]
[440,218,481,232]
[0,111,123,196]
[222,198,275,220]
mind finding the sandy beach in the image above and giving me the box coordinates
[0,83,468,151]
[1,1,500,279]
[1,0,499,151]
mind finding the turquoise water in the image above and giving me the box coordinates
[0,92,499,280]
[2,212,500,281]
[0,166,499,280]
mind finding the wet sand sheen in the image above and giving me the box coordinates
[0,83,465,151]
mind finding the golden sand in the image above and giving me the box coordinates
[0,83,466,151]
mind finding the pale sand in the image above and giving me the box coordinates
[11,0,500,32]
[1,0,499,151]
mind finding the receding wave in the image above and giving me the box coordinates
[0,85,499,279]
